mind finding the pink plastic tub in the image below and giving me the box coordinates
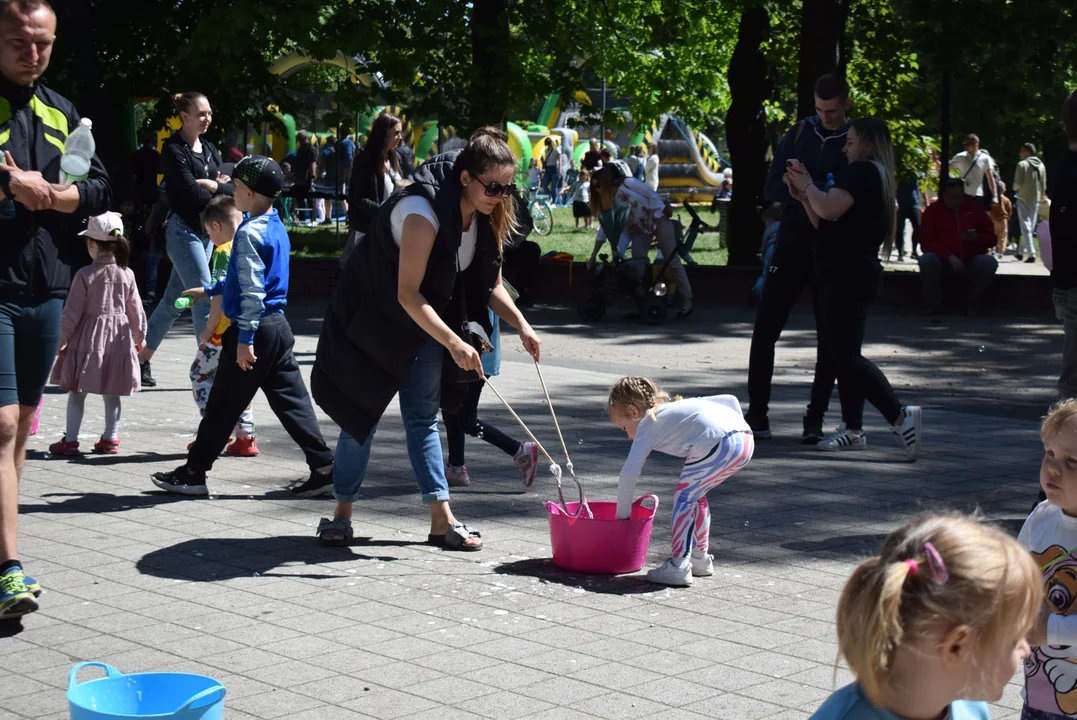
[546,495,658,574]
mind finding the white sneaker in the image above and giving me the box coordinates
[891,406,922,462]
[444,462,471,487]
[690,551,714,577]
[646,558,693,587]
[817,425,867,452]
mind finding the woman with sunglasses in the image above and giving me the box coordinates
[311,127,541,550]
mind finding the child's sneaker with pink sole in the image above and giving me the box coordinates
[48,437,80,456]
[515,441,539,487]
[92,439,120,454]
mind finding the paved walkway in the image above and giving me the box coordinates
[5,300,1059,719]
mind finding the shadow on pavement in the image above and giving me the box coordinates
[20,492,211,514]
[781,533,890,559]
[494,558,664,596]
[0,618,23,637]
[25,451,189,465]
[136,536,400,582]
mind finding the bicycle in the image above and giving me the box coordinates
[519,187,554,236]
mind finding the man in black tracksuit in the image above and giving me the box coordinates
[746,74,850,442]
[0,0,111,618]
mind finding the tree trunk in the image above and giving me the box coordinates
[52,0,129,199]
[469,0,511,131]
[795,0,848,118]
[724,6,771,266]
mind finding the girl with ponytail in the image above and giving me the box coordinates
[48,212,147,456]
[811,512,1042,719]
[605,376,752,586]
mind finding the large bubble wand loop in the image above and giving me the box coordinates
[482,374,590,519]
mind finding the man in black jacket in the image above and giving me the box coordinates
[745,73,849,443]
[0,0,111,618]
[1053,90,1077,401]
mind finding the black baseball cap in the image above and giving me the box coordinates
[233,155,285,199]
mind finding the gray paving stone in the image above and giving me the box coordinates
[12,302,1052,718]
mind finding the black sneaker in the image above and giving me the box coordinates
[802,418,825,445]
[290,468,334,498]
[140,361,157,388]
[151,467,208,496]
[746,413,772,440]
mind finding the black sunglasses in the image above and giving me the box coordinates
[473,177,517,198]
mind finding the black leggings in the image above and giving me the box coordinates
[444,381,521,467]
[818,279,903,430]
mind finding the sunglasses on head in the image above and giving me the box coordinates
[473,177,517,198]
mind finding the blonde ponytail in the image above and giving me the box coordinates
[835,513,1042,707]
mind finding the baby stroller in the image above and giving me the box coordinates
[577,206,686,325]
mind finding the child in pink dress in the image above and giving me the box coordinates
[49,213,147,455]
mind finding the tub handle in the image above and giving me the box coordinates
[177,685,227,712]
[633,495,659,513]
[68,662,122,691]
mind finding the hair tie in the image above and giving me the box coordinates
[903,559,918,575]
[923,542,949,583]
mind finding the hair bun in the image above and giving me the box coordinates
[470,126,507,144]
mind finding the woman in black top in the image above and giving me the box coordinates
[139,92,233,382]
[785,118,921,460]
[347,112,404,236]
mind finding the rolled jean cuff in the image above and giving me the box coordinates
[422,489,451,504]
[333,490,363,504]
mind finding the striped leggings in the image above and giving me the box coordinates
[671,431,754,559]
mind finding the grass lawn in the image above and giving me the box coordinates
[286,205,730,266]
[289,222,349,258]
[534,206,728,266]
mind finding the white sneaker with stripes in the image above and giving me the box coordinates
[817,425,867,452]
[890,406,922,462]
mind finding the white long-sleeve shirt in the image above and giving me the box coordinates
[615,395,748,518]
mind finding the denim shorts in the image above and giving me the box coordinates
[0,297,63,407]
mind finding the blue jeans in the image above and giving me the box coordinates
[145,216,212,351]
[333,337,451,505]
[144,252,163,300]
[542,167,561,199]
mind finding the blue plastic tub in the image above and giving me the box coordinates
[67,662,226,720]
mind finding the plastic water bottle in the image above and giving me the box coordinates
[174,296,192,310]
[60,118,95,184]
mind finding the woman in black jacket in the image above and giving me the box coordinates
[347,112,404,236]
[139,92,233,383]
[784,118,922,460]
[312,127,541,551]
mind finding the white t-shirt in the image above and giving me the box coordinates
[390,195,476,270]
[615,395,749,516]
[645,153,660,191]
[573,180,590,204]
[949,151,994,197]
[1018,501,1077,716]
